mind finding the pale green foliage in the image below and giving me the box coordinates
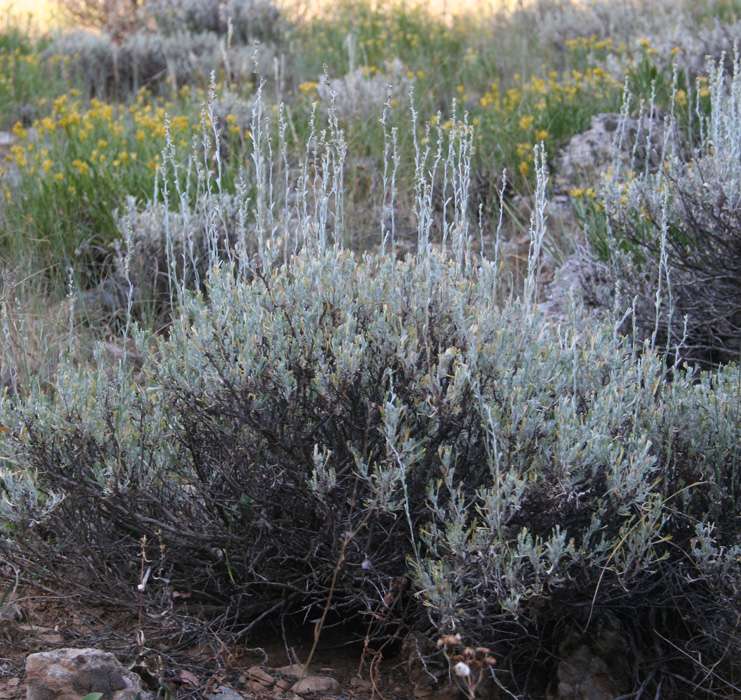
[1,240,738,691]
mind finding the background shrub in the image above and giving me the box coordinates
[55,0,283,44]
[583,54,741,366]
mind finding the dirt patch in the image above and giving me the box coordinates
[0,577,455,700]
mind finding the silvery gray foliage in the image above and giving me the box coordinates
[647,18,741,76]
[317,60,411,121]
[42,28,272,98]
[42,30,117,98]
[212,89,257,131]
[507,0,685,49]
[142,0,283,45]
[592,53,741,365]
[43,29,220,97]
[98,193,247,321]
[222,0,283,45]
[0,82,738,696]
[119,30,222,90]
[142,0,222,35]
[1,242,738,694]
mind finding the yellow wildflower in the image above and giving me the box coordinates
[519,115,534,131]
[11,122,27,139]
[71,159,90,176]
[298,81,319,95]
[171,115,189,132]
[10,145,26,168]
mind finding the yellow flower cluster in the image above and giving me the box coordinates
[299,81,319,95]
[477,64,622,179]
[568,187,597,199]
[564,35,619,53]
[5,89,204,184]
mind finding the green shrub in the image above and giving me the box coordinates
[0,37,67,128]
[1,243,738,696]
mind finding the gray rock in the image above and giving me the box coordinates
[554,644,625,700]
[207,686,246,700]
[25,648,152,700]
[556,112,665,191]
[291,675,340,695]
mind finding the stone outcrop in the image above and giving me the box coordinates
[25,648,152,700]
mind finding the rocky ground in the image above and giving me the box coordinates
[0,581,638,700]
[0,579,443,700]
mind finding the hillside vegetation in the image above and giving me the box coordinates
[0,1,739,698]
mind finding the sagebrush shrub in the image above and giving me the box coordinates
[55,0,283,44]
[43,30,118,98]
[44,24,276,99]
[87,193,249,323]
[589,53,741,366]
[142,0,283,44]
[1,244,738,696]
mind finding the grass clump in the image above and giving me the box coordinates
[0,87,252,286]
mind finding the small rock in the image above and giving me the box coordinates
[276,664,306,679]
[246,665,275,686]
[555,112,665,192]
[291,675,340,695]
[208,686,245,700]
[349,677,372,692]
[25,648,152,700]
[555,644,622,700]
